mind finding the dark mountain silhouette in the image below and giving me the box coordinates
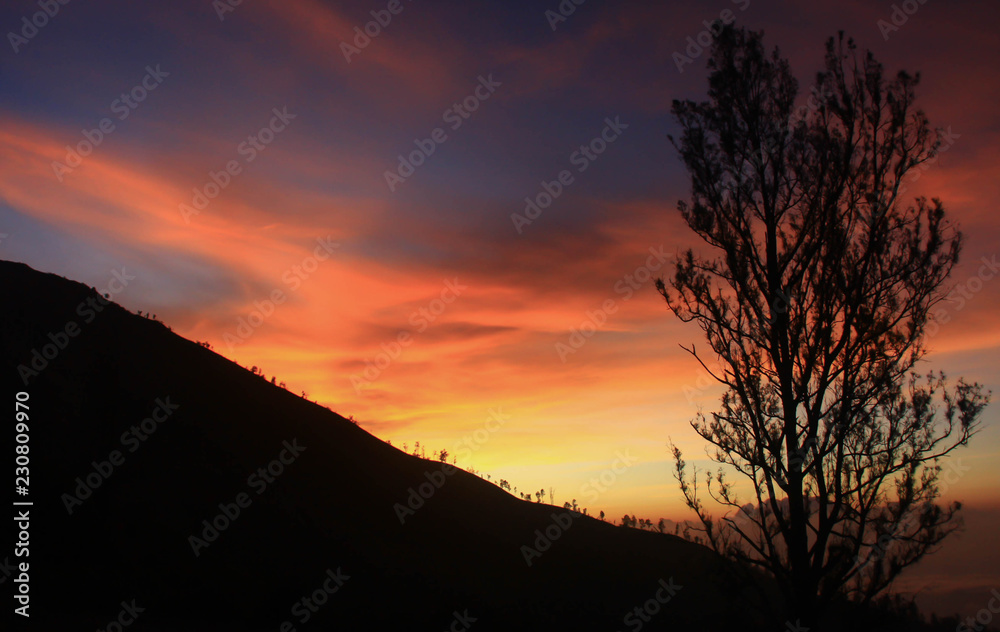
[2,260,759,631]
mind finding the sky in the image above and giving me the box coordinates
[2,0,999,605]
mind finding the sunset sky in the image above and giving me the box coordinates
[2,0,999,541]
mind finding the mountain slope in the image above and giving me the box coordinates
[1,260,759,630]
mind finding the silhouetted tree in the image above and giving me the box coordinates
[660,25,990,627]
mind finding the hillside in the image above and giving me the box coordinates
[1,260,760,630]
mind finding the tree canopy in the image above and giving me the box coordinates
[660,25,990,627]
